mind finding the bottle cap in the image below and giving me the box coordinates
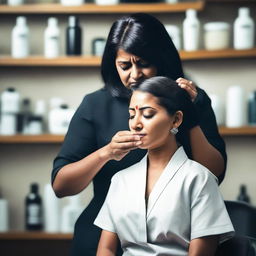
[6,87,16,92]
[68,16,79,27]
[60,104,69,109]
[48,17,58,27]
[239,7,249,17]
[186,9,197,18]
[17,16,26,26]
[204,22,229,31]
[31,183,39,193]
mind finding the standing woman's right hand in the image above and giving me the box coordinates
[107,131,142,161]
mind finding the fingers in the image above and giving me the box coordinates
[176,77,198,101]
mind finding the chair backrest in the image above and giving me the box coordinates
[224,200,256,239]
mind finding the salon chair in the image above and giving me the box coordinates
[216,200,256,256]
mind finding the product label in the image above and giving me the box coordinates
[27,204,41,225]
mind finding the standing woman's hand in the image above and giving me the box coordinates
[176,77,198,101]
[107,131,142,161]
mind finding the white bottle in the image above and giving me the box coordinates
[234,7,255,50]
[48,103,75,134]
[7,0,24,5]
[226,85,247,127]
[43,184,60,233]
[209,94,225,126]
[60,0,84,6]
[0,88,20,135]
[95,0,119,5]
[60,195,84,233]
[11,16,29,58]
[0,198,9,232]
[44,17,60,58]
[165,25,181,51]
[183,9,200,51]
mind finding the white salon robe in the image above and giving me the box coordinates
[94,147,234,256]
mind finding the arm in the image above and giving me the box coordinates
[96,230,118,256]
[189,236,219,256]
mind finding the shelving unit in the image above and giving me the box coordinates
[0,1,204,14]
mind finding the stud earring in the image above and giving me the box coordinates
[170,127,178,135]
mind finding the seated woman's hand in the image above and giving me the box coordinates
[107,131,142,161]
[176,77,198,102]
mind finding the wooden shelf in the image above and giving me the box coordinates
[0,231,72,240]
[0,127,256,144]
[1,49,256,67]
[0,134,64,143]
[0,2,204,14]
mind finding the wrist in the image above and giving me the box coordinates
[98,144,112,162]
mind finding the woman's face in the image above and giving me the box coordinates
[115,49,157,89]
[129,90,175,150]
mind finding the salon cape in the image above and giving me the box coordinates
[94,147,234,256]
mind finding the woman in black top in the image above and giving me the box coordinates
[52,13,227,256]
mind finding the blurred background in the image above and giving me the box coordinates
[0,0,255,255]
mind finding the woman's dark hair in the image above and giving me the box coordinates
[131,76,199,156]
[101,13,184,99]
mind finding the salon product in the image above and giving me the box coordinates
[248,91,256,125]
[44,184,60,232]
[17,98,32,134]
[44,17,60,58]
[204,22,230,50]
[0,189,9,232]
[61,195,83,233]
[48,103,75,134]
[95,0,118,4]
[66,16,82,56]
[226,85,246,127]
[60,0,84,5]
[234,7,255,50]
[11,16,29,58]
[25,183,43,231]
[165,0,177,3]
[183,9,200,51]
[92,38,106,56]
[165,25,181,51]
[0,87,20,135]
[7,0,24,5]
[26,116,43,135]
[237,184,250,204]
[209,94,225,126]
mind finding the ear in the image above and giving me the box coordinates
[172,111,183,128]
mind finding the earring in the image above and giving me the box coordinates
[170,127,178,135]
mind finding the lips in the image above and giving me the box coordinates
[135,133,146,138]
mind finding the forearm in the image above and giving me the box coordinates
[189,126,224,178]
[96,248,116,256]
[189,236,219,256]
[53,144,111,197]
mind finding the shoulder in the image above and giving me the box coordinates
[82,88,112,104]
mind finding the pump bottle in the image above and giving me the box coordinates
[25,183,43,231]
[183,9,200,51]
[66,16,82,55]
[11,16,29,58]
[44,17,60,58]
[234,7,255,50]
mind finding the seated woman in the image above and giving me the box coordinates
[94,76,234,256]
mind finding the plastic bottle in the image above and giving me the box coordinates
[66,16,82,56]
[248,91,256,125]
[11,16,29,58]
[237,184,250,204]
[43,184,60,233]
[60,195,84,233]
[17,98,32,134]
[0,87,20,135]
[226,85,246,127]
[234,7,255,50]
[183,9,200,51]
[48,103,75,134]
[165,25,181,51]
[25,183,43,231]
[0,188,9,232]
[209,94,225,126]
[7,0,24,5]
[44,17,60,58]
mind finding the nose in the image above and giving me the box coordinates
[130,116,143,132]
[130,65,143,81]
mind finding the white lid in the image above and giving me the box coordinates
[186,9,197,18]
[49,97,64,109]
[204,22,230,31]
[35,100,46,115]
[239,7,249,16]
[48,17,58,27]
[17,16,26,26]
[165,25,180,36]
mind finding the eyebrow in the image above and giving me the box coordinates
[129,106,156,111]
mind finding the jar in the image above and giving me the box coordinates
[92,38,106,56]
[204,22,230,50]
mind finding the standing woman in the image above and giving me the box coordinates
[51,13,227,256]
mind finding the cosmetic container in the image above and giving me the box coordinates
[248,91,256,125]
[95,0,118,4]
[209,94,225,126]
[0,189,9,232]
[60,0,84,5]
[165,25,181,51]
[7,0,24,5]
[92,38,106,56]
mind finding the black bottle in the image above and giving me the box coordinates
[66,16,82,55]
[237,184,250,204]
[248,91,256,125]
[17,98,32,133]
[25,183,43,230]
